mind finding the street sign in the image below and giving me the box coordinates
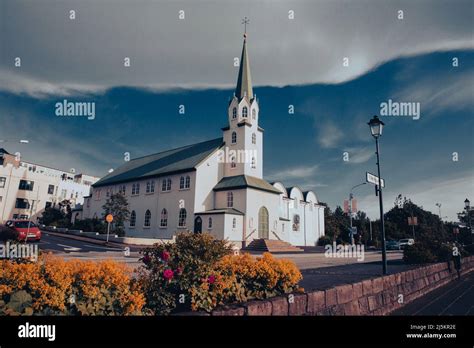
[366,172,385,188]
[106,214,113,223]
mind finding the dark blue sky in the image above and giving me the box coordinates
[1,49,473,220]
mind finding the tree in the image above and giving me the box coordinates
[102,193,130,236]
[40,207,70,227]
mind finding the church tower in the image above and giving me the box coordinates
[222,31,263,179]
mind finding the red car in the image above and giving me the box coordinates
[6,220,41,242]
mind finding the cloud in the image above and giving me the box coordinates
[318,121,344,148]
[1,0,473,97]
[344,147,374,164]
[268,165,319,181]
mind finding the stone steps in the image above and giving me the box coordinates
[243,238,304,253]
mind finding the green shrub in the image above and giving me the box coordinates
[138,232,232,315]
[403,243,437,264]
[317,235,332,246]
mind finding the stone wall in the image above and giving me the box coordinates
[210,256,474,316]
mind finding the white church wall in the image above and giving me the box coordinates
[245,188,280,241]
[195,150,221,212]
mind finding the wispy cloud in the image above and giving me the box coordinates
[318,121,344,148]
[268,165,319,181]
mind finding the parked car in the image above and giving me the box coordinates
[6,220,41,242]
[399,238,415,250]
[386,240,400,250]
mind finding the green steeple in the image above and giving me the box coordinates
[235,34,253,100]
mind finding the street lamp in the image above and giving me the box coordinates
[435,203,442,218]
[368,115,387,275]
[464,198,472,244]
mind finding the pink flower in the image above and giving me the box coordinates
[208,275,216,284]
[161,251,170,261]
[163,269,174,281]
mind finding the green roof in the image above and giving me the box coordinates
[93,138,223,187]
[213,175,281,194]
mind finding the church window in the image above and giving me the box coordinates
[242,106,248,118]
[227,192,234,208]
[251,157,256,169]
[144,210,151,227]
[232,107,237,119]
[231,157,236,169]
[231,132,237,144]
[180,176,185,189]
[178,208,187,227]
[160,209,168,227]
[130,211,136,227]
[252,108,256,119]
[232,218,236,229]
[208,217,213,229]
[146,181,155,194]
[132,183,140,195]
[185,175,190,189]
[252,133,256,144]
[167,179,172,191]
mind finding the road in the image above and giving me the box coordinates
[392,271,474,315]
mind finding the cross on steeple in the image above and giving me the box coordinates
[241,17,249,37]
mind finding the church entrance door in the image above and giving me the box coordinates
[194,217,202,234]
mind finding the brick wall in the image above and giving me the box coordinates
[210,256,474,316]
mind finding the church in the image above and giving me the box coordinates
[83,33,325,248]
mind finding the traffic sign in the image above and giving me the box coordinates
[366,172,385,188]
[106,214,113,223]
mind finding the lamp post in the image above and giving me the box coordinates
[368,115,387,275]
[349,183,367,245]
[435,203,442,218]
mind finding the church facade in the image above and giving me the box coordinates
[83,35,325,247]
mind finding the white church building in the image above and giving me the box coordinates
[83,34,325,248]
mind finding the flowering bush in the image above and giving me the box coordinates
[0,255,145,315]
[139,233,302,314]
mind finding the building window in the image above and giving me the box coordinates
[15,198,30,209]
[232,218,236,229]
[144,210,151,227]
[252,108,256,119]
[47,185,55,194]
[45,201,52,209]
[293,214,300,231]
[227,192,233,208]
[146,181,155,194]
[251,157,256,169]
[231,132,237,144]
[132,183,140,195]
[180,176,185,189]
[119,185,126,195]
[160,209,168,227]
[0,177,5,188]
[178,208,187,227]
[18,180,34,191]
[232,107,237,119]
[208,217,213,229]
[242,106,248,118]
[130,211,136,227]
[185,176,190,189]
[252,133,256,144]
[231,157,236,169]
[162,178,172,192]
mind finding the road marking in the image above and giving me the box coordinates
[57,244,81,252]
[84,244,123,251]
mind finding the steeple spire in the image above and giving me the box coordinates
[235,18,253,100]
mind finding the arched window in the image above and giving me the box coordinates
[227,192,233,208]
[251,157,256,169]
[208,217,213,229]
[167,178,172,191]
[231,132,237,144]
[293,214,300,231]
[232,107,237,119]
[162,180,167,191]
[252,108,256,119]
[252,133,256,144]
[232,218,236,229]
[185,175,190,189]
[160,209,168,227]
[144,210,151,227]
[150,181,155,193]
[130,211,136,227]
[231,157,236,169]
[180,176,185,189]
[178,208,187,227]
[242,106,248,118]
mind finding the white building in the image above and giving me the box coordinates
[0,149,99,223]
[84,35,325,247]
